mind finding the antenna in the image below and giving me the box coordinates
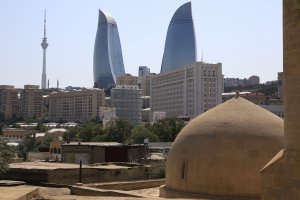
[44,9,47,38]
[201,50,204,63]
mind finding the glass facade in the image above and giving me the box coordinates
[93,10,125,89]
[161,2,197,74]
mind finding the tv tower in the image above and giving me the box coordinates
[41,10,48,90]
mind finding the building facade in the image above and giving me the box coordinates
[0,85,18,120]
[99,107,117,128]
[138,66,150,79]
[151,62,223,118]
[48,88,105,122]
[224,75,260,88]
[93,9,125,89]
[116,74,138,86]
[111,85,142,125]
[161,2,197,73]
[19,85,43,119]
[141,74,152,96]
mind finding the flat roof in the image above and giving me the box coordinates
[9,161,135,170]
[63,142,122,147]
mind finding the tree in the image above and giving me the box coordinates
[0,138,15,174]
[18,132,37,160]
[77,122,102,142]
[103,119,133,143]
[78,125,95,142]
[36,122,47,132]
[63,128,79,142]
[151,117,185,142]
[127,126,158,144]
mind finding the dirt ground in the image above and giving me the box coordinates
[32,186,170,200]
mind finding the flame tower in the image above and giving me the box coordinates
[161,2,197,73]
[93,9,125,89]
[41,10,48,90]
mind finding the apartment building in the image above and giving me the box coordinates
[151,62,223,119]
[19,85,43,119]
[0,85,19,120]
[48,88,105,122]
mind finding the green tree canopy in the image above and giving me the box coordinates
[127,126,158,144]
[102,119,133,143]
[77,122,102,142]
[150,117,185,142]
[35,122,47,132]
[18,132,37,160]
[63,127,79,142]
[0,138,15,174]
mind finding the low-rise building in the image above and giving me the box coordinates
[2,128,30,140]
[45,128,66,142]
[240,92,267,105]
[61,142,148,164]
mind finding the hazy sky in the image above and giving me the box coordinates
[0,0,282,88]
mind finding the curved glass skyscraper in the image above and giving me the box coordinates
[161,2,197,73]
[93,9,125,89]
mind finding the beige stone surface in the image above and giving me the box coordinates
[261,1,300,200]
[0,185,38,200]
[34,186,197,200]
[9,161,130,170]
[163,97,284,198]
[3,161,149,185]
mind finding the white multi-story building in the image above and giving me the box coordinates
[151,62,223,119]
[48,88,105,122]
[99,107,116,128]
[111,85,142,125]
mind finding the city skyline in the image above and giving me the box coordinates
[0,0,282,88]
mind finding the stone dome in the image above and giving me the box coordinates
[160,97,284,198]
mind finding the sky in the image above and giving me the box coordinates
[0,0,282,88]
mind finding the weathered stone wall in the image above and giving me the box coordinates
[61,145,105,164]
[89,179,165,191]
[261,1,300,199]
[1,165,149,184]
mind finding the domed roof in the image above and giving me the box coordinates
[162,97,284,198]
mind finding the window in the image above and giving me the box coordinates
[181,160,188,180]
